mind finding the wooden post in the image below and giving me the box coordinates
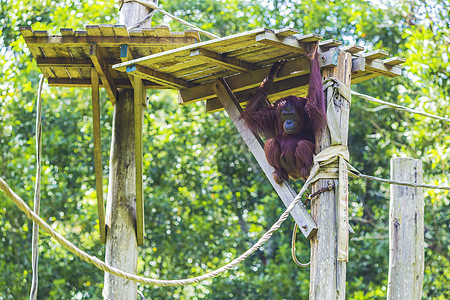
[103,1,155,298]
[387,158,424,300]
[91,68,106,244]
[309,49,352,300]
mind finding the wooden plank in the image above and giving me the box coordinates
[127,64,191,89]
[179,52,338,104]
[255,32,308,54]
[190,48,256,72]
[213,79,317,239]
[23,35,197,48]
[47,77,165,88]
[363,49,389,60]
[275,27,299,37]
[60,28,74,36]
[388,158,424,300]
[33,30,49,37]
[155,25,171,37]
[36,57,92,68]
[134,76,145,246]
[383,56,406,66]
[112,25,129,37]
[90,43,117,105]
[184,29,200,42]
[206,74,310,113]
[75,30,88,37]
[19,26,34,37]
[342,45,365,54]
[86,25,102,36]
[296,33,323,42]
[319,39,343,48]
[142,28,157,37]
[365,59,402,77]
[91,68,106,244]
[112,28,270,71]
[98,24,115,37]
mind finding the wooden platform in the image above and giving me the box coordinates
[112,27,405,112]
[20,24,200,104]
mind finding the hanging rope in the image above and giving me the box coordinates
[352,91,450,123]
[121,0,220,39]
[291,223,310,267]
[0,172,314,286]
[29,74,45,300]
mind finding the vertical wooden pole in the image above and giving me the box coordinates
[103,1,155,298]
[387,158,424,300]
[309,50,352,300]
[134,76,145,245]
[91,68,106,244]
[103,89,138,299]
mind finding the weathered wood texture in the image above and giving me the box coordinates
[213,79,317,239]
[19,25,199,90]
[104,89,138,299]
[134,76,145,246]
[387,158,424,300]
[309,50,352,300]
[91,69,106,244]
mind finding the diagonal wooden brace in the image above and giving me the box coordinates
[213,78,317,239]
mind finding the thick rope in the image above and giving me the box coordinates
[29,74,45,300]
[122,0,220,39]
[352,91,450,123]
[0,170,314,286]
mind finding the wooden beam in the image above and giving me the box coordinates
[342,45,365,54]
[91,68,106,244]
[213,79,318,239]
[365,58,402,77]
[36,57,93,68]
[255,32,308,54]
[47,78,165,89]
[22,36,197,47]
[126,64,192,89]
[297,33,323,42]
[274,27,299,37]
[89,43,117,105]
[363,49,389,60]
[206,74,310,113]
[120,44,137,90]
[319,39,343,48]
[190,48,256,72]
[134,76,145,246]
[383,56,406,66]
[179,52,338,105]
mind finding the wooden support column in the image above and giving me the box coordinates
[213,78,317,239]
[388,158,424,300]
[309,50,352,300]
[134,76,145,246]
[91,68,106,244]
[103,0,155,298]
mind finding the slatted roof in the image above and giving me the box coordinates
[20,24,200,104]
[20,25,404,111]
[111,27,405,112]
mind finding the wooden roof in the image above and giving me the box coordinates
[20,24,200,104]
[20,25,404,111]
[112,27,405,112]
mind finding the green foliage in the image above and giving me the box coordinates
[0,0,448,298]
